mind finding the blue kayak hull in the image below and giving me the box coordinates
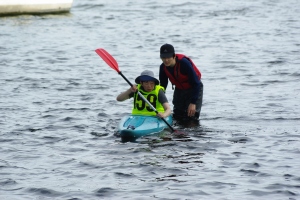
[118,115,173,140]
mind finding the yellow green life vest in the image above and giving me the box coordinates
[132,84,165,116]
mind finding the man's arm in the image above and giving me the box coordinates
[159,64,169,90]
[180,58,201,104]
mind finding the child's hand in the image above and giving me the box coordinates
[130,85,137,92]
[156,112,165,119]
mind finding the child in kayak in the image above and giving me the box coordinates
[116,70,171,119]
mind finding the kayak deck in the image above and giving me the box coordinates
[118,115,173,141]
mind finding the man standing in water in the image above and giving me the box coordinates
[159,43,203,121]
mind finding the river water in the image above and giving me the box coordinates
[1,0,299,199]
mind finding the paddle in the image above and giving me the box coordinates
[95,48,176,133]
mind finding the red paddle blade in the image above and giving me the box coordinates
[95,48,120,73]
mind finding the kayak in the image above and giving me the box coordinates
[118,114,173,142]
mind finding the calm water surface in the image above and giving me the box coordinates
[1,0,299,199]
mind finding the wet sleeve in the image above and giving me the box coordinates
[158,89,168,104]
[128,92,135,99]
[159,64,168,90]
[180,58,201,104]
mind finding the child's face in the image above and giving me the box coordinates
[141,81,155,92]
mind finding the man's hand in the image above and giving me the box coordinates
[187,103,196,117]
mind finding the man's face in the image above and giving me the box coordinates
[161,56,176,67]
